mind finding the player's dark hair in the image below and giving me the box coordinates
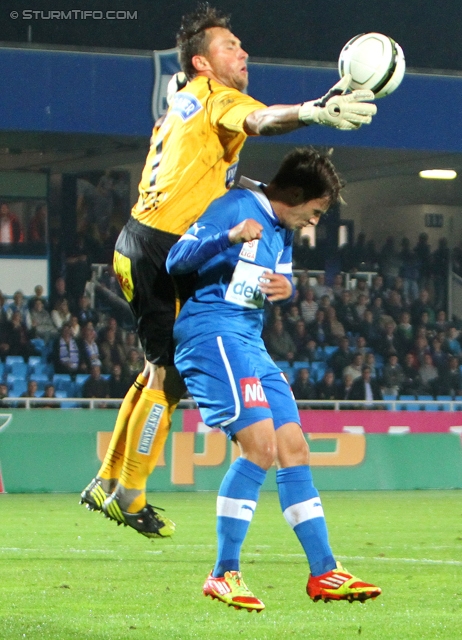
[176,3,231,79]
[271,147,344,207]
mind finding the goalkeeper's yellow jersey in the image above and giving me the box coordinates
[131,76,266,235]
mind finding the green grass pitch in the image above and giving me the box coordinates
[0,491,461,639]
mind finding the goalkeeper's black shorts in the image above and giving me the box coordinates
[113,216,195,366]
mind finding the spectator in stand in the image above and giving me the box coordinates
[331,273,345,301]
[312,272,333,302]
[370,296,386,327]
[296,338,320,364]
[52,323,84,375]
[98,316,124,345]
[48,276,68,312]
[379,236,402,290]
[284,304,303,333]
[291,320,310,357]
[414,232,432,291]
[328,337,352,380]
[317,293,332,315]
[352,232,368,271]
[264,318,296,363]
[382,353,404,397]
[124,347,144,383]
[299,288,318,325]
[376,321,401,360]
[365,239,379,272]
[82,363,110,405]
[291,367,317,401]
[417,311,436,342]
[80,323,102,371]
[65,232,93,312]
[358,309,381,351]
[30,298,58,344]
[369,274,385,304]
[69,315,81,339]
[99,326,126,374]
[417,352,439,396]
[4,310,38,361]
[41,383,60,409]
[123,331,144,361]
[398,238,420,305]
[325,306,345,344]
[336,372,354,401]
[51,298,71,331]
[0,291,7,324]
[108,363,131,399]
[365,351,380,382]
[384,290,405,325]
[400,352,421,397]
[6,290,31,327]
[76,294,99,328]
[411,335,432,368]
[349,276,370,305]
[430,337,448,373]
[307,308,328,346]
[0,383,9,407]
[349,365,383,407]
[432,238,450,312]
[446,326,462,357]
[295,270,311,302]
[0,202,24,244]
[20,379,39,407]
[335,289,359,334]
[353,293,368,322]
[28,204,47,244]
[437,355,462,397]
[316,369,338,404]
[396,311,414,356]
[433,310,450,334]
[354,335,369,359]
[28,284,48,311]
[342,352,364,383]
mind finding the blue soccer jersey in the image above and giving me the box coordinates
[167,176,294,349]
[166,177,300,435]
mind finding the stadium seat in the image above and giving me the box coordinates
[5,355,25,372]
[31,362,53,377]
[74,374,90,396]
[9,380,27,397]
[30,338,46,355]
[417,395,437,411]
[323,346,338,360]
[436,395,453,411]
[398,394,417,411]
[454,396,462,411]
[310,361,327,383]
[28,356,42,369]
[382,393,397,411]
[52,374,74,395]
[10,362,29,378]
[0,362,4,382]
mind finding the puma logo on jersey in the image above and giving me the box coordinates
[240,377,269,408]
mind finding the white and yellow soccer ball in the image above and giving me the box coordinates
[338,32,405,98]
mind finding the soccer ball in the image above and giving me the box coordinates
[338,33,405,98]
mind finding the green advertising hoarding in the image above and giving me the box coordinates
[0,409,461,493]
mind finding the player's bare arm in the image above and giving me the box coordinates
[228,218,263,244]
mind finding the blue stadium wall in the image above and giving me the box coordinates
[0,45,461,152]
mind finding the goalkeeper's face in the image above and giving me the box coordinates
[197,27,249,91]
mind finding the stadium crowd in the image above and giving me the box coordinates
[0,229,457,407]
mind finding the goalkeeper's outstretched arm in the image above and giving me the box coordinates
[245,74,377,136]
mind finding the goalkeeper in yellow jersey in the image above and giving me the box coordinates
[80,2,377,538]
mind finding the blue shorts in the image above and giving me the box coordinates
[174,334,300,439]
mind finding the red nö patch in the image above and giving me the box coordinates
[240,377,269,408]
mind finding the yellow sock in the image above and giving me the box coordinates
[118,387,179,513]
[98,373,148,488]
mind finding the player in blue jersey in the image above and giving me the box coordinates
[166,148,381,611]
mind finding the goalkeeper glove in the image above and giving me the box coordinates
[299,74,377,130]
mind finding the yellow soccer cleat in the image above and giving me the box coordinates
[203,570,265,612]
[307,562,382,603]
[79,478,108,512]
